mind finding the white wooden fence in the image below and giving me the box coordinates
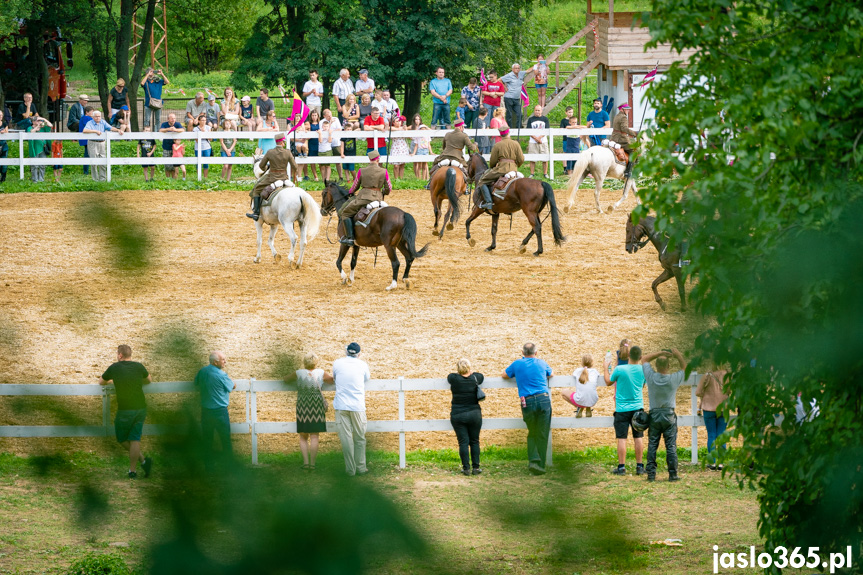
[0,127,613,183]
[0,374,706,468]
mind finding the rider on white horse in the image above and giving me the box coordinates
[247,133,298,221]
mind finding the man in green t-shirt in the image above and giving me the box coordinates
[99,345,153,479]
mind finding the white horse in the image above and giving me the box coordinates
[563,145,639,214]
[251,158,322,269]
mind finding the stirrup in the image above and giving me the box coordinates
[246,212,259,221]
[339,236,355,245]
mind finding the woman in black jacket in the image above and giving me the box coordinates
[447,359,484,475]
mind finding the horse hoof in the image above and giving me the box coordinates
[253,257,260,264]
[290,261,297,270]
[432,229,439,236]
[519,245,527,254]
[404,278,413,290]
[485,246,495,252]
[564,205,570,214]
[606,205,614,213]
[346,278,353,287]
[386,281,397,291]
[274,254,282,262]
[468,238,476,247]
[533,251,542,257]
[446,223,454,231]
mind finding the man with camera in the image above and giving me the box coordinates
[140,68,171,129]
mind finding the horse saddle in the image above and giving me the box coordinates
[437,158,470,179]
[492,171,523,198]
[354,200,389,227]
[261,179,295,205]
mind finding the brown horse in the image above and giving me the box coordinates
[429,166,466,239]
[625,213,685,311]
[464,153,565,255]
[321,181,429,291]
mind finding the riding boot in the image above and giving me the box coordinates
[340,218,356,245]
[246,196,261,221]
[424,166,436,190]
[624,161,633,179]
[479,184,494,211]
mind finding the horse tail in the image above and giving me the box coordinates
[565,147,592,206]
[299,189,323,242]
[401,212,430,259]
[444,168,461,226]
[542,181,567,246]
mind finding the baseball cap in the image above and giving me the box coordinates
[347,342,361,356]
[120,105,129,111]
[208,94,216,101]
[241,95,251,102]
[78,94,89,101]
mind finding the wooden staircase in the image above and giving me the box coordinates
[541,52,599,115]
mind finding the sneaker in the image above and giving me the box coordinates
[647,475,656,482]
[611,466,626,475]
[707,464,718,471]
[636,464,646,476]
[462,468,470,476]
[543,173,549,179]
[141,457,153,478]
[586,407,593,417]
[127,471,137,479]
[357,469,369,476]
[669,473,680,482]
[528,462,546,475]
[471,468,482,475]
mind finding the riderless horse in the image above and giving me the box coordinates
[464,154,565,256]
[563,145,639,214]
[429,166,467,240]
[625,213,685,311]
[321,181,429,290]
[250,157,322,269]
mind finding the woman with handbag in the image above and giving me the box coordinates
[140,68,170,129]
[295,353,331,471]
[447,359,484,476]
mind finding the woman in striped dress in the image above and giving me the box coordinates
[295,353,330,470]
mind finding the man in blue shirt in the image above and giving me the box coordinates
[586,97,611,146]
[194,350,236,467]
[139,67,170,128]
[429,67,453,129]
[504,342,553,474]
[604,345,659,475]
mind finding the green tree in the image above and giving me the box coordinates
[638,0,863,566]
[169,0,259,74]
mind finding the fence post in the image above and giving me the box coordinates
[18,131,24,180]
[197,132,202,182]
[106,132,112,183]
[398,376,406,469]
[548,128,554,179]
[102,387,111,437]
[691,375,698,464]
[250,378,258,465]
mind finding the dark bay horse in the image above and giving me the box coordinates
[321,181,429,290]
[464,153,565,255]
[429,166,466,239]
[625,213,685,311]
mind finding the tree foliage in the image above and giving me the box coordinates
[168,0,259,74]
[639,0,863,565]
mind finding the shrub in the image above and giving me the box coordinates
[66,552,132,575]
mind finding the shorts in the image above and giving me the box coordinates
[569,392,593,409]
[162,148,175,170]
[417,149,429,156]
[534,83,547,89]
[614,409,645,439]
[528,139,549,155]
[220,150,235,157]
[115,409,147,443]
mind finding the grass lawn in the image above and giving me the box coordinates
[0,446,764,575]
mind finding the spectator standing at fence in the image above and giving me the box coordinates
[363,106,387,156]
[82,111,121,182]
[295,353,331,471]
[193,114,213,179]
[159,113,184,179]
[304,109,321,182]
[258,109,280,155]
[489,108,506,145]
[26,117,52,183]
[475,107,491,155]
[696,367,729,470]
[342,121,357,181]
[332,68,355,122]
[355,69,375,101]
[503,342,553,475]
[15,92,38,129]
[303,70,324,117]
[460,78,481,129]
[642,348,687,482]
[371,89,387,120]
[447,358,484,476]
[560,354,600,417]
[429,67,453,129]
[140,68,170,129]
[563,108,585,175]
[526,105,550,179]
[482,70,505,121]
[324,343,370,477]
[531,55,549,109]
[257,89,275,128]
[561,106,574,174]
[389,115,409,180]
[109,78,130,119]
[358,93,373,126]
[454,98,468,126]
[318,118,333,182]
[586,97,610,147]
[0,108,9,183]
[172,137,187,181]
[78,106,93,176]
[138,126,157,182]
[67,94,88,132]
[239,95,255,130]
[220,120,237,181]
[185,92,207,131]
[195,351,236,469]
[604,344,646,475]
[99,345,154,479]
[500,64,527,129]
[382,90,399,125]
[322,109,344,181]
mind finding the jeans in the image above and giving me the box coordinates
[703,410,727,462]
[483,104,498,122]
[504,97,523,129]
[564,138,580,171]
[144,106,161,129]
[590,135,603,147]
[198,147,211,170]
[0,144,8,178]
[646,408,678,477]
[201,406,233,465]
[521,392,552,469]
[450,408,482,469]
[81,145,90,175]
[431,103,451,128]
[464,109,478,129]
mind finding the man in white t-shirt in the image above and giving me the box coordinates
[382,89,400,124]
[303,69,324,117]
[325,342,371,476]
[355,69,375,100]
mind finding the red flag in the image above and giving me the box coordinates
[521,84,530,107]
[637,66,658,88]
[480,68,488,89]
[287,91,310,135]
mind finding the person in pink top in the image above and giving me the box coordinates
[489,108,506,145]
[481,70,505,122]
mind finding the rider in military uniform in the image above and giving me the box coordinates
[610,103,638,178]
[476,126,524,211]
[425,119,479,187]
[246,133,299,221]
[338,150,392,245]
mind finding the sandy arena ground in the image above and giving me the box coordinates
[0,185,706,456]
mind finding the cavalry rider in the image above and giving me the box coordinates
[338,150,392,245]
[610,103,639,178]
[476,126,524,211]
[247,133,298,221]
[426,118,478,186]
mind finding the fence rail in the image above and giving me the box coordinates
[0,127,613,182]
[0,373,706,468]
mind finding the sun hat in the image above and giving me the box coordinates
[241,95,251,102]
